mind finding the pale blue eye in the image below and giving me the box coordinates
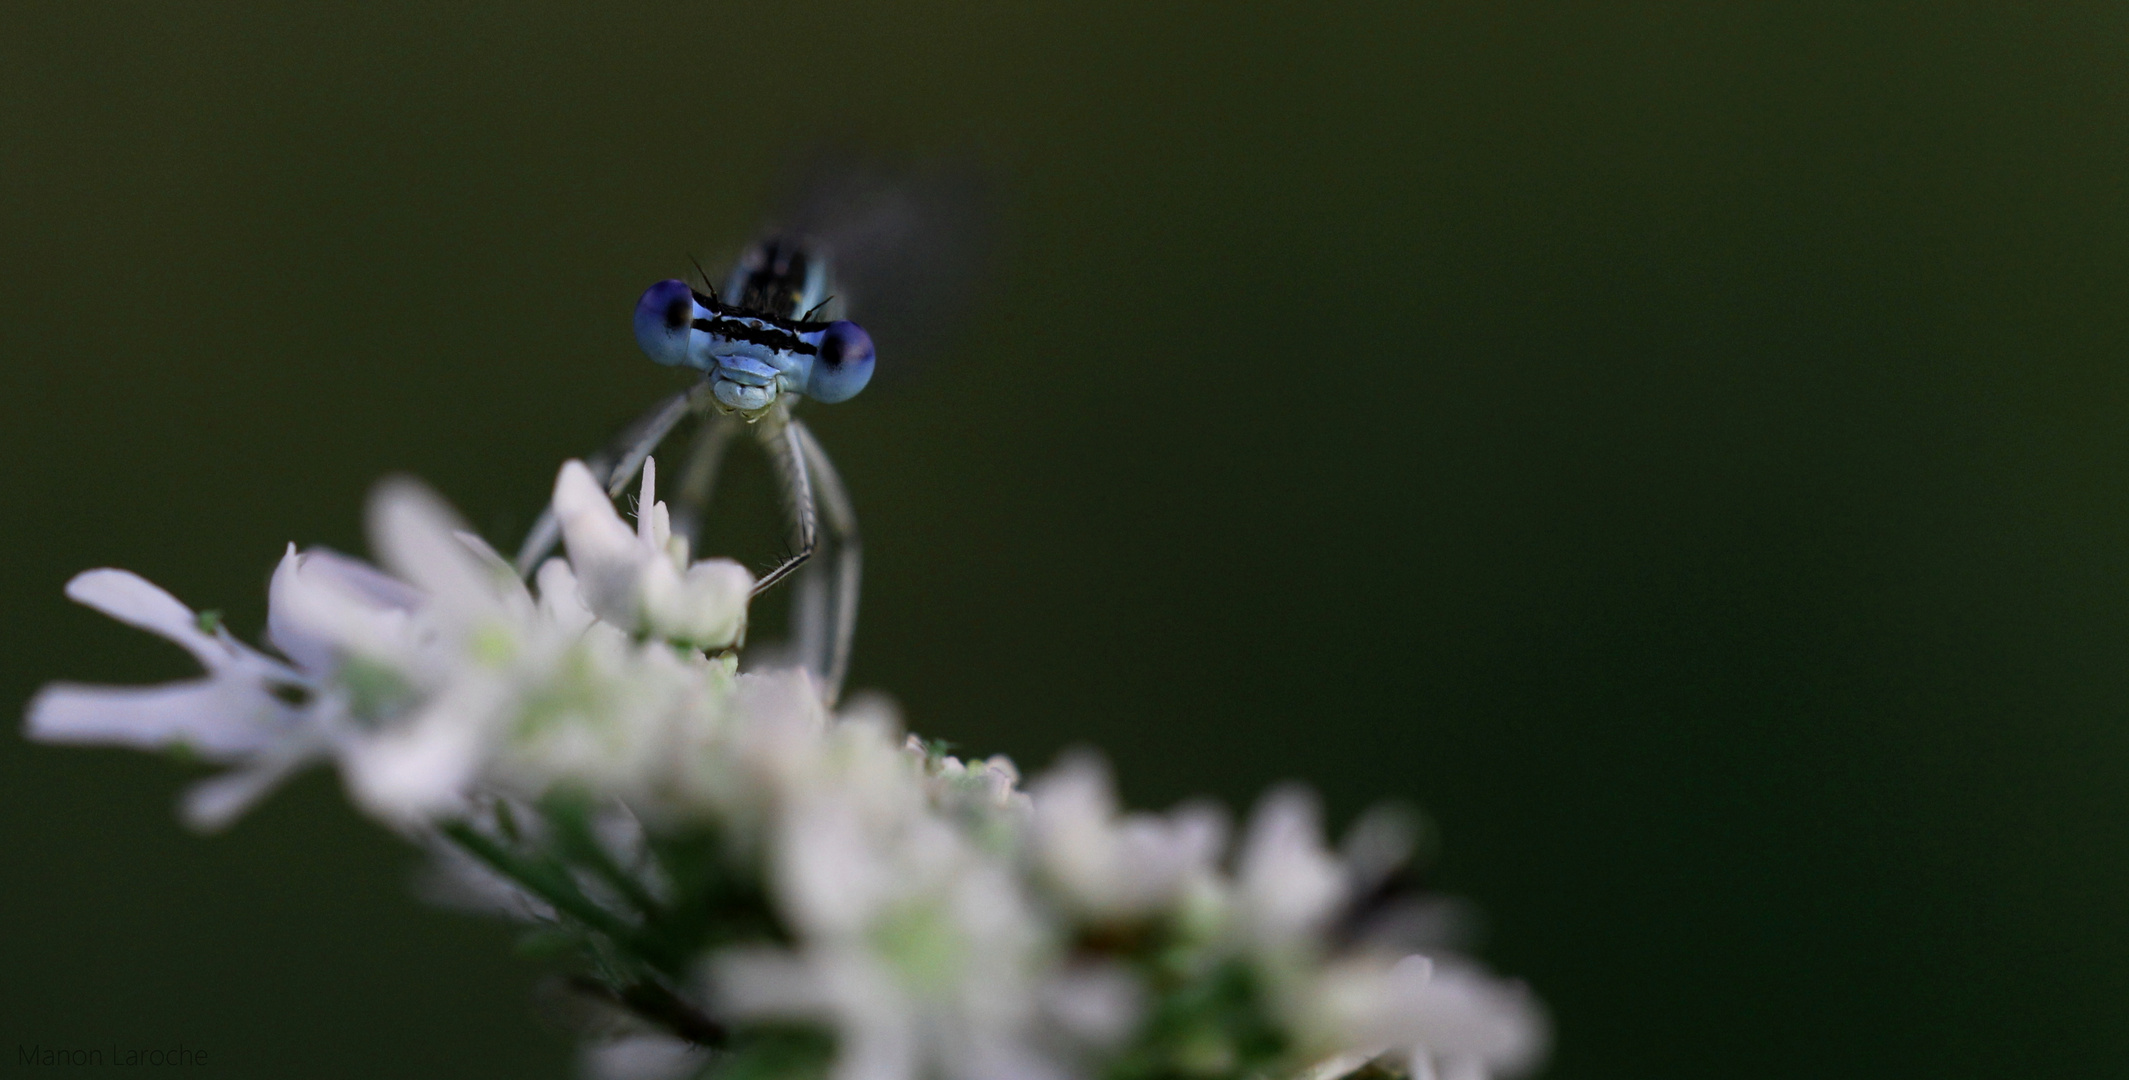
[633,279,697,367]
[806,320,875,403]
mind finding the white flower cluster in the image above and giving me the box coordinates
[29,459,750,829]
[25,462,1547,1080]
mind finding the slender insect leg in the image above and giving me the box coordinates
[668,411,740,556]
[513,505,566,578]
[601,386,710,500]
[512,387,700,576]
[750,414,818,600]
[787,560,832,695]
[791,419,861,705]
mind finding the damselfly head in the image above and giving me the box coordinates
[631,278,876,414]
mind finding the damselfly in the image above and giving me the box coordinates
[514,235,872,704]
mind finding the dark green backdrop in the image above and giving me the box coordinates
[5,2,2127,1076]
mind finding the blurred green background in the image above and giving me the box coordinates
[5,1,2129,1075]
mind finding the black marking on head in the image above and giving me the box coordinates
[692,317,819,356]
[689,289,834,334]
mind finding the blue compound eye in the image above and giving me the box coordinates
[806,320,875,403]
[633,279,697,367]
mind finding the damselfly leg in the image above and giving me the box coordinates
[512,387,703,578]
[791,420,860,699]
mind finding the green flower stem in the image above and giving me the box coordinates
[543,795,666,917]
[440,821,668,966]
[567,974,728,1048]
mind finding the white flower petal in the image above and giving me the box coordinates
[1029,753,1227,922]
[579,1034,707,1080]
[1029,753,1123,910]
[1402,961,1548,1078]
[552,458,751,647]
[711,946,837,1017]
[637,456,661,545]
[554,459,645,629]
[266,548,345,674]
[1310,954,1547,1080]
[63,569,229,670]
[273,544,421,614]
[1040,962,1142,1045]
[338,679,504,823]
[180,746,321,831]
[1238,785,1348,945]
[534,557,596,632]
[779,799,891,936]
[1299,1053,1376,1080]
[267,545,422,673]
[822,956,919,1080]
[367,477,499,616]
[644,558,752,649]
[452,528,514,577]
[25,678,297,758]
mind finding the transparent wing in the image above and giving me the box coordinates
[760,152,1002,379]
